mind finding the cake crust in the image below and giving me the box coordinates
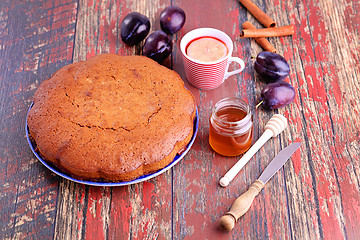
[27,54,196,182]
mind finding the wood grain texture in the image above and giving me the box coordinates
[0,0,77,239]
[0,0,359,239]
[171,1,290,239]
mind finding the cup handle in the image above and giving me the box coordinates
[224,57,245,80]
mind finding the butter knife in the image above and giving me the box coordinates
[220,142,301,231]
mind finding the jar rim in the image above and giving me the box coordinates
[212,97,251,127]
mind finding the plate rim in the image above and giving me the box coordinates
[26,103,199,186]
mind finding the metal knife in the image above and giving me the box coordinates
[219,142,301,231]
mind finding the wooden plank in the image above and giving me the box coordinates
[0,0,77,239]
[171,0,292,239]
[52,0,174,239]
[252,0,360,239]
[270,0,360,239]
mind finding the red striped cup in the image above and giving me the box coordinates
[180,28,245,89]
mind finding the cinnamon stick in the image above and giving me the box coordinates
[242,21,276,53]
[240,25,294,38]
[239,0,276,28]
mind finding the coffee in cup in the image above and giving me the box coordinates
[180,28,245,89]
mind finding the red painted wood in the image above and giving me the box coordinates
[1,0,359,239]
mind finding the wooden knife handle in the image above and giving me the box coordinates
[220,180,265,231]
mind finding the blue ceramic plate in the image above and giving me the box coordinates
[26,104,199,186]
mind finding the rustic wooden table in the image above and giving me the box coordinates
[1,0,359,239]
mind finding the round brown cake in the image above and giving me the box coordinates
[27,54,196,182]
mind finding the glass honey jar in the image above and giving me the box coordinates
[209,97,253,156]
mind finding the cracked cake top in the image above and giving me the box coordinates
[27,54,196,182]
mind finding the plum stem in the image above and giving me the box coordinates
[255,100,263,109]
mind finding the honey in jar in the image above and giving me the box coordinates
[209,98,253,156]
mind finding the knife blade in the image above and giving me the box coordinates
[258,142,301,184]
[220,142,301,231]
